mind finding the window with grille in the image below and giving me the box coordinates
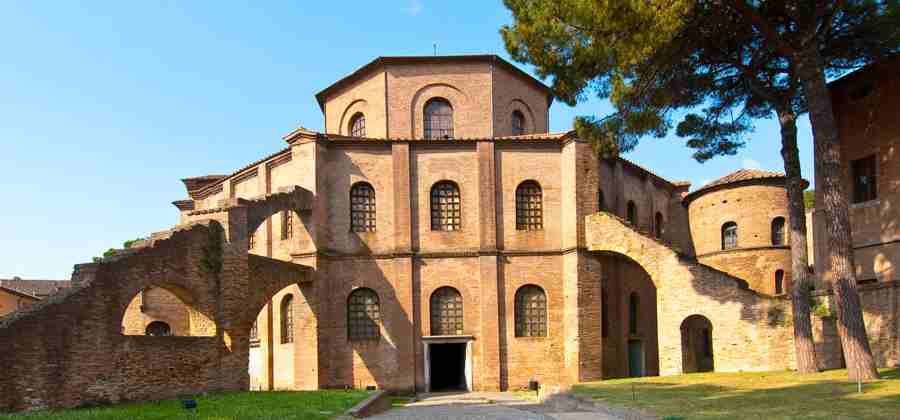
[349,113,366,137]
[775,270,785,295]
[248,230,255,250]
[626,201,637,225]
[629,293,639,334]
[516,181,543,230]
[250,321,260,347]
[851,155,877,203]
[424,98,453,139]
[771,217,785,246]
[511,110,526,136]
[430,287,463,335]
[281,295,294,344]
[281,210,293,240]
[347,288,380,341]
[430,181,461,231]
[722,222,738,250]
[515,285,547,337]
[350,182,376,232]
[654,212,664,238]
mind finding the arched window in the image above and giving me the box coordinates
[145,321,171,337]
[250,321,258,341]
[771,217,786,246]
[515,181,543,231]
[424,98,453,139]
[511,110,526,136]
[775,270,785,295]
[430,287,463,335]
[601,288,609,338]
[280,294,294,344]
[281,210,293,240]
[349,112,366,137]
[626,201,637,225]
[654,212,664,238]
[515,285,547,337]
[598,189,606,212]
[350,182,376,232]
[722,222,738,250]
[347,288,380,341]
[629,292,639,334]
[431,181,461,231]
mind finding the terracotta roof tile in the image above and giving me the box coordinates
[0,278,71,299]
[684,169,793,202]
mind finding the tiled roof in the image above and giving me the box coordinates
[0,285,40,300]
[0,278,71,299]
[684,169,791,202]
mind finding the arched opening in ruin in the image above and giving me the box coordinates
[599,252,659,378]
[247,283,317,391]
[681,314,714,373]
[121,285,216,337]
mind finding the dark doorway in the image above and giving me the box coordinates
[681,315,715,373]
[628,340,644,377]
[429,343,466,391]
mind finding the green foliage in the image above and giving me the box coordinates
[122,237,146,249]
[501,0,900,160]
[804,190,816,210]
[201,222,225,275]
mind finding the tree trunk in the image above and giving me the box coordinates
[793,47,879,380]
[777,109,819,373]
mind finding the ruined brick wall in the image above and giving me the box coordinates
[121,287,194,336]
[812,281,900,369]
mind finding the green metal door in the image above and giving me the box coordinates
[628,340,644,377]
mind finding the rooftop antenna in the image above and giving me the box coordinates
[433,42,437,56]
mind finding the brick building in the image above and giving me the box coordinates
[2,55,897,411]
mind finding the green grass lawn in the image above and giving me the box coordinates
[0,390,370,420]
[574,368,900,419]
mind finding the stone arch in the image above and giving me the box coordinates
[509,98,536,135]
[243,186,314,246]
[120,283,216,337]
[339,99,369,136]
[410,83,468,139]
[681,314,714,373]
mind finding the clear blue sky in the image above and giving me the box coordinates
[0,1,814,279]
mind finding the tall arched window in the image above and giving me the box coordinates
[145,321,171,337]
[430,287,463,335]
[431,181,461,231]
[598,189,606,212]
[629,292,640,334]
[511,110,526,135]
[771,217,786,246]
[626,201,637,225]
[722,222,738,250]
[775,270,785,295]
[281,210,293,240]
[347,288,380,341]
[424,98,453,139]
[350,182,376,232]
[349,112,366,137]
[515,285,547,337]
[281,294,294,344]
[601,288,609,338]
[654,212,664,238]
[515,181,543,231]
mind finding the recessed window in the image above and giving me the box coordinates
[350,182,376,232]
[722,222,738,250]
[601,288,609,338]
[349,113,366,137]
[771,217,785,246]
[424,98,453,139]
[145,321,171,337]
[851,155,877,203]
[250,321,258,341]
[515,285,547,337]
[515,181,543,231]
[347,288,380,341]
[511,110,526,136]
[431,181,461,231]
[654,212,664,238]
[248,231,255,250]
[775,270,785,295]
[626,201,637,225]
[629,293,640,335]
[281,210,293,240]
[281,294,294,344]
[598,189,606,212]
[430,287,463,336]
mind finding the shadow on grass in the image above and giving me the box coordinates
[573,368,900,420]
